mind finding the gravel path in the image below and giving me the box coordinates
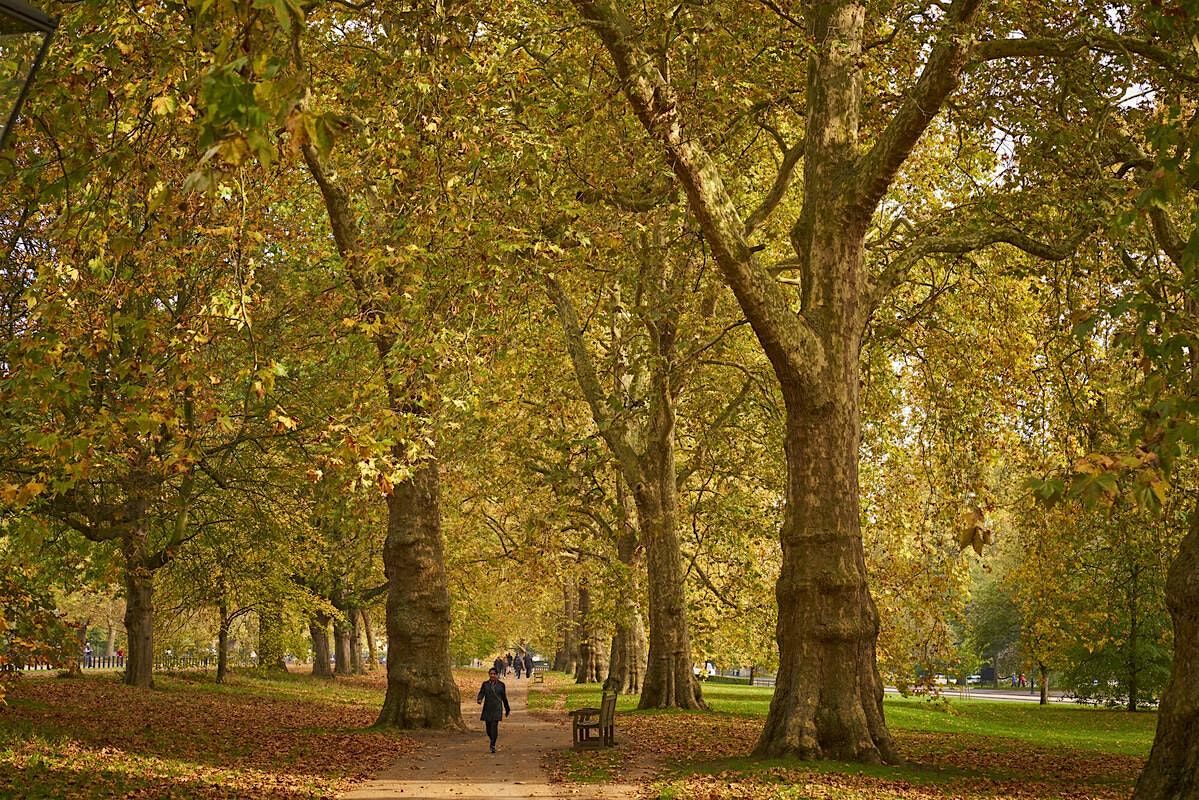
[340,679,641,800]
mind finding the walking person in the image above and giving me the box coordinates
[523,652,533,680]
[505,652,513,675]
[492,655,504,676]
[514,653,524,679]
[476,667,510,753]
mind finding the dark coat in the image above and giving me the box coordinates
[476,679,510,722]
[523,654,533,673]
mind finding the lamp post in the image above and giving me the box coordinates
[0,0,56,152]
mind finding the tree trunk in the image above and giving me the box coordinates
[350,609,364,674]
[574,583,597,684]
[1127,563,1140,713]
[543,260,700,708]
[122,559,155,689]
[570,0,992,765]
[754,365,896,763]
[636,377,704,709]
[636,481,703,708]
[607,606,646,694]
[375,462,463,729]
[333,614,352,676]
[606,481,646,694]
[593,639,609,682]
[362,608,378,669]
[300,143,458,727]
[554,582,578,675]
[104,626,116,659]
[1039,662,1048,706]
[1134,512,1199,800]
[310,613,333,678]
[257,604,289,672]
[66,625,86,677]
[217,603,230,684]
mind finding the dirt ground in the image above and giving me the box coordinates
[339,679,643,800]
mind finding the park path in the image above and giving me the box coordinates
[339,679,642,800]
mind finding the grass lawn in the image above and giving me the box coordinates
[0,669,418,799]
[532,675,1157,799]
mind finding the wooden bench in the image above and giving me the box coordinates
[570,690,616,748]
[531,669,544,684]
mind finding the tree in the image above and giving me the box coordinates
[564,0,1188,761]
[543,241,711,707]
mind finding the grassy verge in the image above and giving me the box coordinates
[535,679,1156,799]
[0,669,419,799]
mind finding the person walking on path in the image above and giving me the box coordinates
[514,654,524,679]
[523,652,533,679]
[476,667,510,753]
[492,655,504,676]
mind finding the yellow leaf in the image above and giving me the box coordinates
[151,95,176,117]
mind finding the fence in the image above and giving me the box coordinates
[2,655,249,674]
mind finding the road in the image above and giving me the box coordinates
[885,686,1070,703]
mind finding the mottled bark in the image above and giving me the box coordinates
[310,613,333,678]
[606,611,646,694]
[375,462,463,729]
[574,583,600,683]
[1038,662,1048,706]
[1134,514,1199,800]
[606,497,646,694]
[755,361,895,762]
[544,262,703,709]
[636,476,703,708]
[104,627,116,659]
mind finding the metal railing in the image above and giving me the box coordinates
[2,655,252,673]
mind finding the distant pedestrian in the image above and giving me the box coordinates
[505,653,513,675]
[523,652,533,678]
[83,643,93,668]
[514,655,524,679]
[1019,673,1026,688]
[476,667,510,753]
[492,656,504,676]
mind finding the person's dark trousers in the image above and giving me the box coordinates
[486,720,499,751]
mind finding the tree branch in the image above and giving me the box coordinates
[571,0,825,391]
[972,33,1197,80]
[854,0,985,218]
[542,272,641,476]
[677,377,754,487]
[755,0,804,30]
[744,140,804,237]
[868,223,1092,310]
